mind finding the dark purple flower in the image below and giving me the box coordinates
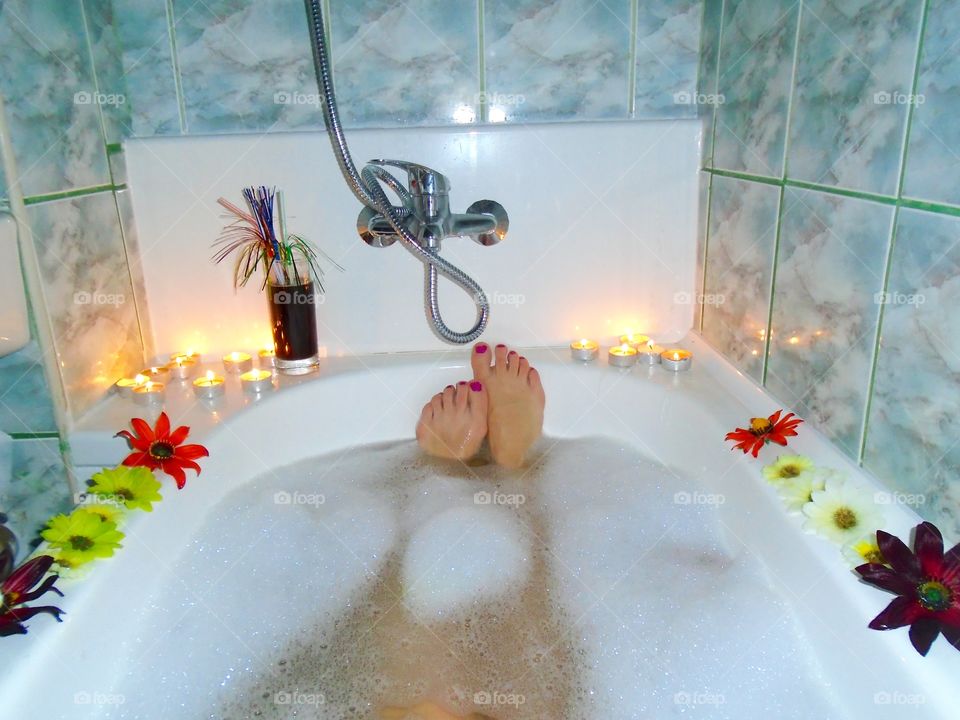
[0,555,64,637]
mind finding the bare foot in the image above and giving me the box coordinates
[416,381,488,461]
[470,343,545,469]
[380,701,497,719]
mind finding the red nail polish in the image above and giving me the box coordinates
[470,381,483,392]
[445,385,454,390]
[476,343,488,354]
[496,344,506,348]
[457,381,467,385]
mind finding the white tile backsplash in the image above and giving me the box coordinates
[126,120,701,356]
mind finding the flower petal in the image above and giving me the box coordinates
[908,618,941,656]
[168,425,190,446]
[877,531,921,580]
[174,458,202,475]
[941,624,960,651]
[1,555,54,595]
[165,463,187,489]
[855,564,917,596]
[155,412,171,439]
[0,620,27,636]
[122,452,158,470]
[869,595,925,630]
[175,444,209,461]
[130,417,154,442]
[914,522,944,577]
[18,573,63,603]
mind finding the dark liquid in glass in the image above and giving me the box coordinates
[268,281,319,360]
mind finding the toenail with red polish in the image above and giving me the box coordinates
[457,381,467,385]
[445,385,454,389]
[470,381,483,392]
[475,343,488,354]
[496,344,506,348]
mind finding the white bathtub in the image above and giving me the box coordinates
[0,334,954,718]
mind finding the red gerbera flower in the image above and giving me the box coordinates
[116,412,209,489]
[0,555,63,637]
[856,522,960,656]
[724,409,803,458]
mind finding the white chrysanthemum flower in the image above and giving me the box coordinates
[802,478,885,544]
[762,455,815,483]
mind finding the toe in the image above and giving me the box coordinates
[507,350,520,376]
[518,355,530,376]
[471,342,492,378]
[442,384,456,408]
[527,367,543,393]
[494,344,509,374]
[455,382,469,409]
[467,380,488,415]
[430,393,444,414]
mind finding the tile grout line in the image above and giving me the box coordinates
[626,0,638,118]
[761,184,787,386]
[165,0,188,134]
[857,0,931,466]
[477,0,487,123]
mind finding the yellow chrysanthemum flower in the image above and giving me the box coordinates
[88,466,163,512]
[762,455,815,483]
[76,502,125,526]
[842,536,886,567]
[41,509,124,567]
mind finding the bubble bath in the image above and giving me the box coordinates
[111,438,839,719]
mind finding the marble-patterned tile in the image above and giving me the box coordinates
[116,188,154,360]
[700,175,780,381]
[485,0,630,122]
[0,342,57,435]
[111,0,182,136]
[83,0,134,146]
[787,0,922,195]
[713,0,799,178]
[0,0,110,196]
[765,188,891,459]
[697,0,723,167]
[0,438,72,560]
[27,193,144,422]
[331,0,479,127]
[864,209,960,539]
[902,0,960,208]
[634,0,702,119]
[174,0,321,133]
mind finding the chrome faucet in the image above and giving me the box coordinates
[356,160,508,250]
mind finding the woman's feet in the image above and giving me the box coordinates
[471,343,545,469]
[415,381,488,461]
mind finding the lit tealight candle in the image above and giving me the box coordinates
[661,348,693,372]
[619,333,650,350]
[638,341,664,366]
[240,369,274,394]
[258,347,276,368]
[570,338,599,362]
[222,351,253,374]
[114,373,148,399]
[169,349,201,364]
[166,356,197,380]
[141,365,170,381]
[193,370,226,399]
[133,380,165,405]
[608,343,638,368]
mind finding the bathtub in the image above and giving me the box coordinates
[0,334,954,719]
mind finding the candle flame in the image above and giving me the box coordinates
[230,351,241,361]
[206,370,215,381]
[580,338,589,346]
[145,381,154,390]
[134,373,147,384]
[620,343,630,352]
[672,352,681,360]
